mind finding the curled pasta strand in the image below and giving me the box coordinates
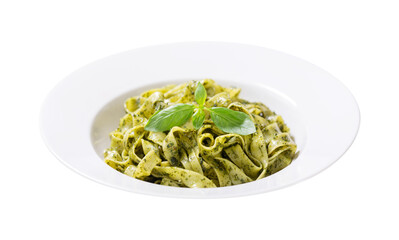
[152,166,216,188]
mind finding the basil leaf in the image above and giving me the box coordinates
[145,104,195,132]
[194,82,207,106]
[209,107,256,135]
[192,108,205,130]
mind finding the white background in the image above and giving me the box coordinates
[1,0,398,239]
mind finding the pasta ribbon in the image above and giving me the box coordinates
[104,80,297,188]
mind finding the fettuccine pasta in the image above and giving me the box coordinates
[104,79,297,188]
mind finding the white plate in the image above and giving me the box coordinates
[40,42,360,198]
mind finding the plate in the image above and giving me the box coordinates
[40,42,360,198]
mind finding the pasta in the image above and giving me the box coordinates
[104,79,297,188]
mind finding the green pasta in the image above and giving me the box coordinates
[104,79,297,188]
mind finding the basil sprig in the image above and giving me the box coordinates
[144,82,256,135]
